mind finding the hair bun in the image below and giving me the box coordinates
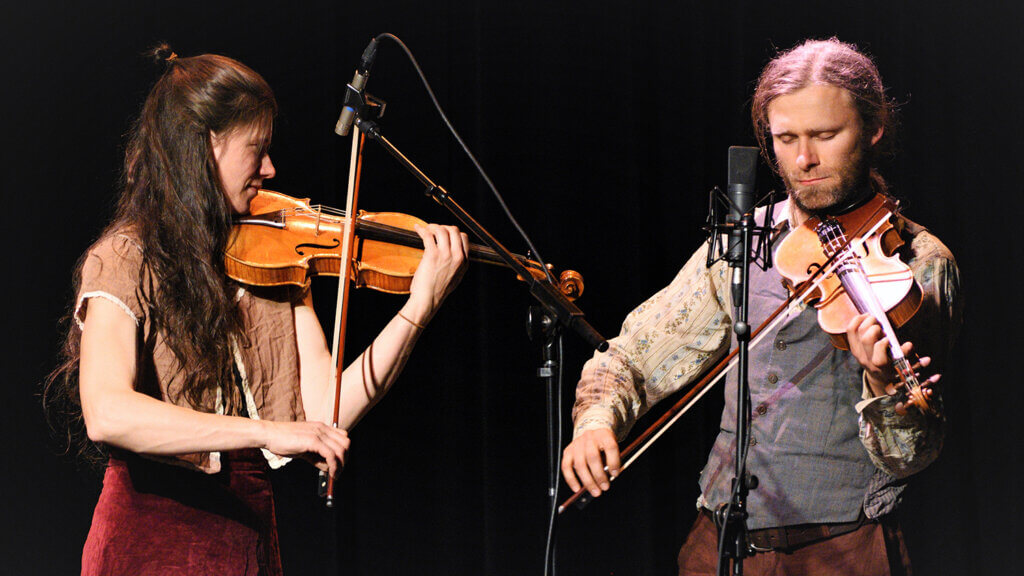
[148,43,178,67]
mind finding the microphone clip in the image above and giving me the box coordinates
[703,186,779,271]
[341,84,387,126]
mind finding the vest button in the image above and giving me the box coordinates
[766,372,779,384]
[756,403,769,415]
[775,339,787,351]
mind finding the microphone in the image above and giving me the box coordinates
[335,37,380,137]
[726,146,759,304]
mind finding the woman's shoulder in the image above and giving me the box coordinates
[77,227,148,327]
[87,226,143,263]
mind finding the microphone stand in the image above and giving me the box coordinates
[716,210,755,576]
[705,186,776,576]
[527,306,563,576]
[527,306,563,501]
[346,83,606,576]
[348,111,607,353]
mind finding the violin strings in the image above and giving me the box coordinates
[816,213,927,400]
[256,206,546,273]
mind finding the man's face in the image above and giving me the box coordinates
[767,84,882,217]
[211,123,275,215]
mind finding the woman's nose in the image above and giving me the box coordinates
[261,154,276,179]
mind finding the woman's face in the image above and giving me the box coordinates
[211,124,275,215]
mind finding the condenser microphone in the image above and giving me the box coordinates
[335,37,380,137]
[726,146,759,304]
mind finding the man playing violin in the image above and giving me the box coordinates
[45,47,468,575]
[562,38,962,575]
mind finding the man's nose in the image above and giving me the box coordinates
[796,139,818,171]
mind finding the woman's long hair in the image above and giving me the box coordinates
[44,45,277,463]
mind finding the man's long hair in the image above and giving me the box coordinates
[44,46,277,462]
[751,38,897,194]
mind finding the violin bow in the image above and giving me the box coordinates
[558,286,800,512]
[559,204,903,512]
[319,127,366,507]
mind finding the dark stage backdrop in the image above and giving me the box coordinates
[5,1,1021,574]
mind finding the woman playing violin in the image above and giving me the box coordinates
[45,47,467,575]
[562,38,962,576]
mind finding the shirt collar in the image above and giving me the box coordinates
[774,197,797,231]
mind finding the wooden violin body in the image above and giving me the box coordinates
[225,189,584,298]
[775,193,922,350]
[227,190,421,292]
[775,192,931,414]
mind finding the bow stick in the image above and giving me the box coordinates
[559,204,905,512]
[318,127,366,507]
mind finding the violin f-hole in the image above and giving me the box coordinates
[295,238,341,256]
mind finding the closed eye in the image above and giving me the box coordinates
[249,142,272,157]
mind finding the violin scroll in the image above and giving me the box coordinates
[557,269,584,300]
[890,355,934,416]
[898,385,932,416]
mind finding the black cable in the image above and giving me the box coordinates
[368,34,566,574]
[374,33,556,284]
[543,334,565,576]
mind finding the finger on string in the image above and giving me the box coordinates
[444,226,464,259]
[432,224,451,252]
[873,338,890,367]
[413,223,434,248]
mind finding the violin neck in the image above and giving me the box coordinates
[892,356,919,387]
[817,217,927,408]
[819,219,902,346]
[354,218,544,274]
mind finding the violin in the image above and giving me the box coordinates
[225,189,584,299]
[775,192,931,414]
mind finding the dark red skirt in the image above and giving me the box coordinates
[81,449,282,576]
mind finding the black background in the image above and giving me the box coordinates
[5,1,1022,574]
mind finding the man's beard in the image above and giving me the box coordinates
[780,146,873,217]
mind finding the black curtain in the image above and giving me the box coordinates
[6,1,1021,574]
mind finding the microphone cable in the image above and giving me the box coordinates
[542,334,565,576]
[366,33,566,575]
[369,33,557,285]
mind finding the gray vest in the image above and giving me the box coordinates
[697,225,880,530]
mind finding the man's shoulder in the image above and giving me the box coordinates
[900,216,956,266]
